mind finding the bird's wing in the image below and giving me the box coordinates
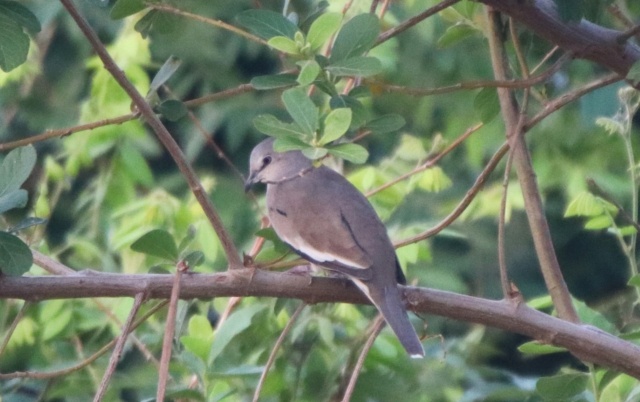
[268,169,375,279]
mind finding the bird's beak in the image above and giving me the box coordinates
[244,172,257,193]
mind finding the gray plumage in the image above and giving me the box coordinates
[246,138,424,358]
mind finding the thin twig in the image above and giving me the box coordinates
[0,301,31,358]
[0,300,168,380]
[0,83,254,152]
[94,293,145,402]
[59,0,243,269]
[366,123,483,197]
[375,52,570,96]
[498,149,514,298]
[525,73,622,131]
[341,315,385,402]
[147,3,267,45]
[252,302,307,402]
[395,142,509,248]
[157,262,186,401]
[375,0,460,45]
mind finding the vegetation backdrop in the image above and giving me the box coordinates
[1,0,640,401]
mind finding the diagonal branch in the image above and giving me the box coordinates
[58,0,242,269]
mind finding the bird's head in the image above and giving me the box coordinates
[245,138,313,191]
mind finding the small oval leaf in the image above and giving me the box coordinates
[131,229,179,261]
[0,231,33,276]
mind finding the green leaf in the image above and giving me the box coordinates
[302,147,328,160]
[0,145,36,197]
[209,304,267,363]
[251,73,298,90]
[627,60,640,86]
[596,116,625,135]
[253,114,308,139]
[158,99,188,121]
[148,55,182,96]
[330,13,379,62]
[0,1,40,33]
[296,60,321,86]
[320,108,351,145]
[564,191,616,217]
[584,215,614,230]
[326,56,383,77]
[307,12,342,50]
[330,95,368,129]
[180,314,214,362]
[418,166,453,192]
[8,217,47,233]
[134,10,177,38]
[236,9,299,40]
[628,274,640,287]
[273,136,310,152]
[131,229,179,262]
[0,231,33,276]
[110,0,146,19]
[536,373,589,399]
[183,250,205,268]
[364,114,406,134]
[474,87,500,123]
[268,35,300,55]
[327,143,369,164]
[0,13,28,71]
[518,341,566,355]
[437,24,477,48]
[282,87,319,135]
[0,189,27,215]
[118,144,154,187]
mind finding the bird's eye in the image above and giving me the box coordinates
[262,156,272,166]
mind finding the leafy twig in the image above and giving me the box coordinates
[0,301,31,358]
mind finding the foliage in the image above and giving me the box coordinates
[0,0,640,401]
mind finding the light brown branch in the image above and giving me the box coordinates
[395,142,509,248]
[376,52,571,96]
[2,271,640,378]
[148,3,267,46]
[59,0,243,269]
[341,315,385,402]
[486,7,578,322]
[253,302,306,402]
[94,293,145,402]
[157,263,186,401]
[375,0,460,45]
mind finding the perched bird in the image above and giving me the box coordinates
[245,138,424,358]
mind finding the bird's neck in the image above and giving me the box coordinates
[268,165,315,185]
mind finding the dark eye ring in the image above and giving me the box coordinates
[262,156,272,166]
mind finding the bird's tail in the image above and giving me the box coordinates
[354,280,425,358]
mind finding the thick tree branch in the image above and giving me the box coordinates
[478,0,640,79]
[1,270,640,378]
